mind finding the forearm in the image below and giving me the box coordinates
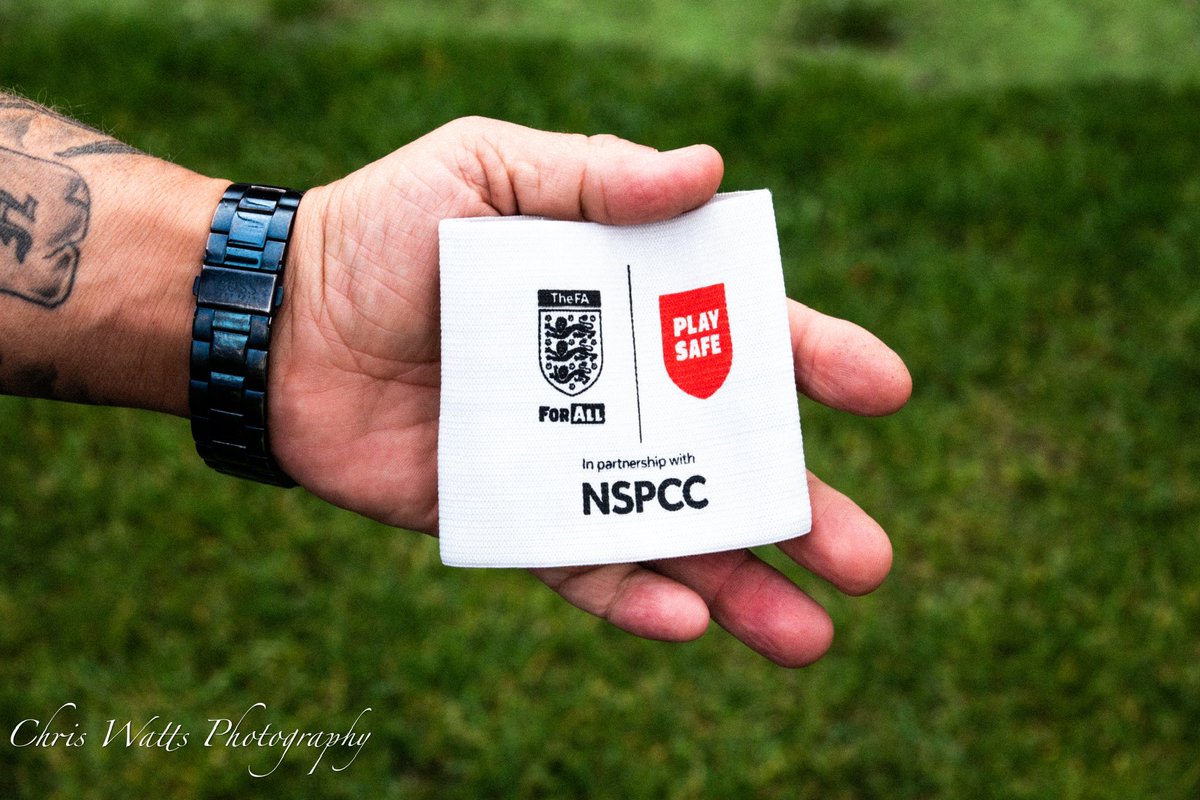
[0,92,226,415]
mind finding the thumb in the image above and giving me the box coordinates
[438,116,725,224]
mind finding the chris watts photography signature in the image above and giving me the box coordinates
[8,702,372,778]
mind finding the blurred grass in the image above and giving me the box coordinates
[1,0,1198,797]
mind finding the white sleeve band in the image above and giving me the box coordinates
[438,190,810,568]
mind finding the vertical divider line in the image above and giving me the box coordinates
[626,264,643,444]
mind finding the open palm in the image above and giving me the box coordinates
[269,117,911,666]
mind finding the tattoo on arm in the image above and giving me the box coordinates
[0,95,143,310]
[55,140,143,158]
[0,145,91,308]
[0,352,92,402]
[0,94,158,311]
[0,94,145,156]
[0,95,156,402]
[0,357,58,397]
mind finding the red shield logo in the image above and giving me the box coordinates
[659,283,732,399]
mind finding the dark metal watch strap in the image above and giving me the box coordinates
[190,183,303,487]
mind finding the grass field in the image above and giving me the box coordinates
[1,0,1198,797]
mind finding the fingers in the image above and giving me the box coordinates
[648,551,834,668]
[777,472,893,596]
[534,552,835,668]
[789,299,911,416]
[539,552,835,668]
[535,471,893,667]
[532,563,711,643]
[443,116,725,225]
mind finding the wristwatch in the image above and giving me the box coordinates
[189,183,303,487]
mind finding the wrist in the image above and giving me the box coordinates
[189,183,305,485]
[0,148,226,413]
[84,168,229,415]
[259,183,330,479]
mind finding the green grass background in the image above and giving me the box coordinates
[1,0,1198,797]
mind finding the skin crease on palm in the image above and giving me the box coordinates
[266,118,912,669]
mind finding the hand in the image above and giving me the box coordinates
[272,116,911,667]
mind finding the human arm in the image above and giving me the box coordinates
[0,92,224,409]
[0,95,911,667]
